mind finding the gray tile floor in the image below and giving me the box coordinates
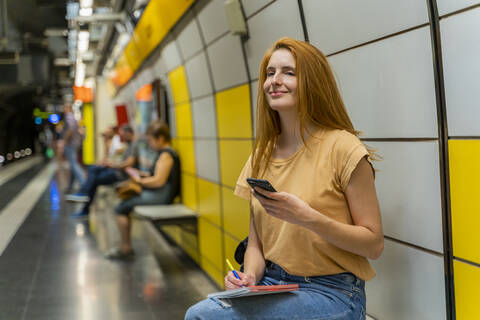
[0,170,217,320]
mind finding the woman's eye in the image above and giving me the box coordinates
[286,71,295,76]
[267,71,275,77]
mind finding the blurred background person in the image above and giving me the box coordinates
[66,124,136,218]
[63,104,86,193]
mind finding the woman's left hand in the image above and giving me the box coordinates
[252,187,314,227]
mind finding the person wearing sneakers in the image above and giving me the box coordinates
[105,120,180,260]
[66,124,136,217]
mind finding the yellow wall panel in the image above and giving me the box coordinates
[224,233,241,271]
[176,139,196,175]
[162,225,182,245]
[82,103,95,165]
[448,140,480,264]
[168,66,190,105]
[197,178,222,226]
[222,186,250,240]
[171,138,179,151]
[219,140,252,188]
[216,84,252,138]
[198,218,223,272]
[201,257,224,288]
[454,260,480,319]
[175,102,193,138]
[181,174,197,211]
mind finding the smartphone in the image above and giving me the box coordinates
[246,178,277,200]
[125,167,140,178]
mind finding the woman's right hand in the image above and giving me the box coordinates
[224,271,256,290]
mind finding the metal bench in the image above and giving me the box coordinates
[133,204,198,234]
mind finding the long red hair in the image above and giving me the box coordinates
[252,37,374,177]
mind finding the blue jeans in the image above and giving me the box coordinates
[64,145,85,191]
[79,165,124,214]
[115,185,175,215]
[185,263,366,320]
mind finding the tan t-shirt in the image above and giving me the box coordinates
[234,129,376,281]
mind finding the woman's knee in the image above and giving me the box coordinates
[185,299,230,320]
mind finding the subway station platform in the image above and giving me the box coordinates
[0,158,217,319]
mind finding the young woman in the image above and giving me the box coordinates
[185,37,383,319]
[106,120,180,260]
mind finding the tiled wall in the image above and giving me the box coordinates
[441,3,480,319]
[104,0,480,318]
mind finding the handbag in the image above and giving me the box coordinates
[116,179,142,199]
[234,237,249,265]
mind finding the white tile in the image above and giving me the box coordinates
[161,36,182,72]
[196,0,230,44]
[244,0,304,80]
[191,95,217,138]
[441,8,480,136]
[185,51,213,99]
[152,57,167,79]
[329,27,438,138]
[369,141,443,252]
[241,0,273,18]
[437,0,480,16]
[366,240,446,320]
[303,0,428,55]
[175,11,204,60]
[206,33,248,91]
[195,139,220,182]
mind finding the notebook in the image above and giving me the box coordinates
[207,284,299,299]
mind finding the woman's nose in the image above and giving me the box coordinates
[271,73,282,85]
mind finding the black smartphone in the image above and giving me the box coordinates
[246,178,277,200]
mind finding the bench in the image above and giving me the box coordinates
[133,204,198,234]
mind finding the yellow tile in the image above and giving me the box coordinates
[175,102,193,138]
[224,233,242,271]
[197,178,222,225]
[219,140,252,188]
[181,229,198,250]
[449,140,480,264]
[181,174,197,211]
[222,186,250,240]
[168,65,190,105]
[162,225,182,245]
[201,257,225,288]
[171,138,179,150]
[198,218,223,271]
[183,243,199,263]
[454,260,480,319]
[176,139,196,175]
[216,84,252,138]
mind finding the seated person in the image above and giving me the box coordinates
[105,120,180,260]
[66,124,136,217]
[185,38,383,320]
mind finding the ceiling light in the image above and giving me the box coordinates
[79,7,93,16]
[80,0,93,8]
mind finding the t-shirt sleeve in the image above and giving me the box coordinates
[234,155,253,201]
[334,132,372,191]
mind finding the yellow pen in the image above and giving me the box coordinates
[226,258,243,287]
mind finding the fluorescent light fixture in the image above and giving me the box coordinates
[80,0,93,8]
[77,31,90,53]
[79,7,93,16]
[44,28,68,37]
[75,61,86,87]
[54,58,72,66]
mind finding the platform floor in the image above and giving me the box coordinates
[0,160,216,320]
